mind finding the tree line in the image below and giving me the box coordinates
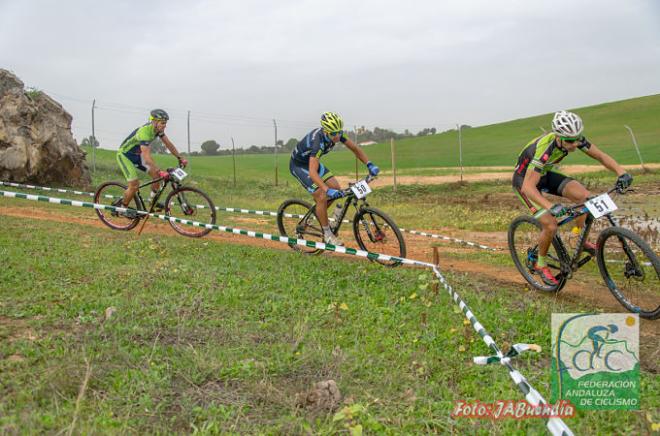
[190,125,449,156]
[79,125,470,156]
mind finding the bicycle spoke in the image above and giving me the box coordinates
[353,207,405,267]
[277,200,323,254]
[509,216,565,292]
[165,187,215,237]
[94,182,141,231]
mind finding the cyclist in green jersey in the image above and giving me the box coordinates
[512,111,632,285]
[114,109,188,217]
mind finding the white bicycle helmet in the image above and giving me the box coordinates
[551,111,583,138]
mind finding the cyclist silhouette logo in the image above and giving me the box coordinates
[551,314,639,410]
[588,324,618,359]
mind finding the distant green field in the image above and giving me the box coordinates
[83,93,660,184]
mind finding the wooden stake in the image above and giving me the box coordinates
[136,200,156,236]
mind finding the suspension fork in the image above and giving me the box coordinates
[604,214,641,271]
[172,182,192,213]
[355,199,384,242]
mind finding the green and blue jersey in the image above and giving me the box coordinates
[118,123,163,155]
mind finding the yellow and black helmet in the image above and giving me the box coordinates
[150,109,169,121]
[320,112,343,133]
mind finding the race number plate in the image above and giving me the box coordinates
[350,180,372,199]
[585,193,617,219]
[172,168,188,182]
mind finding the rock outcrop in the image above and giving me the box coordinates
[0,69,90,188]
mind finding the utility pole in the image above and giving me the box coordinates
[231,136,237,187]
[187,110,191,155]
[624,125,646,170]
[354,125,358,180]
[273,119,278,186]
[457,123,463,183]
[91,99,96,173]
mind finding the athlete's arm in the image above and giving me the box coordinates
[344,139,370,164]
[308,157,328,192]
[521,169,554,210]
[583,144,626,176]
[161,135,183,160]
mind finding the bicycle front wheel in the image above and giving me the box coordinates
[165,187,216,237]
[597,226,660,320]
[508,215,568,293]
[277,199,323,254]
[94,182,142,231]
[353,207,406,267]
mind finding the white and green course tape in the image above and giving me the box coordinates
[0,181,501,251]
[0,188,572,436]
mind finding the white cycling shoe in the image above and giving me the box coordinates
[324,232,344,246]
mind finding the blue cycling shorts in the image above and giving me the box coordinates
[289,159,334,193]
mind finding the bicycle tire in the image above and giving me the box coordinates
[276,199,323,255]
[508,215,569,293]
[352,206,406,267]
[596,226,660,320]
[94,181,142,231]
[165,186,216,237]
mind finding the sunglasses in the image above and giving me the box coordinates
[327,130,343,137]
[560,136,580,143]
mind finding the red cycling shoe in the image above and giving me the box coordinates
[533,264,559,286]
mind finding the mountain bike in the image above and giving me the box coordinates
[276,175,406,267]
[94,165,216,238]
[508,186,659,319]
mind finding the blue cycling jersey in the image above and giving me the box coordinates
[290,128,348,165]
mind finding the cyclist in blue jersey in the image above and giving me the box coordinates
[512,111,632,285]
[289,112,380,246]
[114,109,188,217]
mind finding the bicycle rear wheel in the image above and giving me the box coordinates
[165,187,216,237]
[597,226,660,320]
[94,182,142,231]
[508,215,568,292]
[276,199,323,254]
[353,207,406,267]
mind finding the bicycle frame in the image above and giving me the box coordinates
[293,177,373,236]
[133,169,185,215]
[553,189,636,280]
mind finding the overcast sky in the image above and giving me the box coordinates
[1,0,659,151]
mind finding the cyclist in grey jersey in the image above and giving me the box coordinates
[513,111,632,286]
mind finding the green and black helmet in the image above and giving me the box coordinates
[150,109,169,121]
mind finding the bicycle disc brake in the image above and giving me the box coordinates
[624,261,644,281]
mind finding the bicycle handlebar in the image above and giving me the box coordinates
[343,174,376,195]
[564,184,632,217]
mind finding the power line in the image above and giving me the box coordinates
[43,89,456,132]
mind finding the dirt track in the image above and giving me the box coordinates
[337,163,660,187]
[0,204,653,318]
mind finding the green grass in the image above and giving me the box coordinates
[4,167,659,237]
[82,94,660,183]
[1,217,657,434]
